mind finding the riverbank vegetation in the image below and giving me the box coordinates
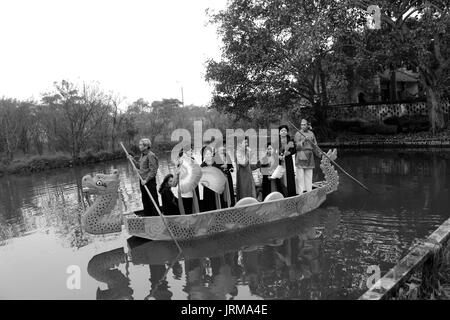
[206,0,450,134]
[0,80,253,175]
[392,241,450,300]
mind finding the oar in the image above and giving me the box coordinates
[120,142,183,253]
[287,121,371,193]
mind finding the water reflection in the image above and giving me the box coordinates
[87,247,133,300]
[86,208,340,300]
[1,150,450,299]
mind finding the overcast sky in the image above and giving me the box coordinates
[0,0,227,107]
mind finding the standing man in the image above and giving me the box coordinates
[129,138,159,216]
[294,119,318,194]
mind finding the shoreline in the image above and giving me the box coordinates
[320,138,450,148]
[2,138,450,177]
[0,150,125,177]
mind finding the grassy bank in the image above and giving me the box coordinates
[0,150,124,176]
[0,142,177,176]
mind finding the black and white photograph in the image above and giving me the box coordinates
[1,0,450,306]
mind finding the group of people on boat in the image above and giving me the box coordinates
[129,119,321,217]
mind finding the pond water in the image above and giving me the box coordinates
[0,149,449,300]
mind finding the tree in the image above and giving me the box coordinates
[41,80,111,161]
[351,0,450,132]
[205,0,364,129]
[0,98,26,161]
[126,98,183,144]
[109,93,125,152]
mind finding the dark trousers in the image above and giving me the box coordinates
[275,178,288,197]
[140,179,159,216]
[182,198,193,215]
[262,175,271,200]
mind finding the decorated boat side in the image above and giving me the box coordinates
[81,149,339,241]
[126,206,340,265]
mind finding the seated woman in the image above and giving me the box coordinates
[158,174,180,216]
[200,146,219,212]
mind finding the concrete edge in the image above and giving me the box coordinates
[359,217,450,300]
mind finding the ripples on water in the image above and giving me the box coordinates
[0,149,449,299]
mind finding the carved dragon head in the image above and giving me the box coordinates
[82,169,120,195]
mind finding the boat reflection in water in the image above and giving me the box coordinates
[87,207,341,300]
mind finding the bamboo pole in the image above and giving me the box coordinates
[120,142,183,253]
[288,121,371,193]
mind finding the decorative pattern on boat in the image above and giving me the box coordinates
[127,218,145,234]
[82,148,339,239]
[81,170,123,235]
[125,187,326,241]
[320,149,339,194]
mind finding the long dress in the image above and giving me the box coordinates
[277,135,297,197]
[214,153,235,207]
[200,161,219,212]
[260,153,278,200]
[236,146,256,201]
[176,154,200,214]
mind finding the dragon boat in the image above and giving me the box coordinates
[81,149,339,241]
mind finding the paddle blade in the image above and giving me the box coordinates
[199,166,227,194]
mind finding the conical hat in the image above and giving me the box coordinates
[199,166,227,194]
[178,156,202,194]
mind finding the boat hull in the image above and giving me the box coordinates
[124,186,327,241]
[126,207,340,265]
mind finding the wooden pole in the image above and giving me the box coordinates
[287,121,371,193]
[177,177,186,215]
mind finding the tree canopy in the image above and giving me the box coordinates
[206,0,450,131]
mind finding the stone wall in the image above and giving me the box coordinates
[327,101,450,122]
